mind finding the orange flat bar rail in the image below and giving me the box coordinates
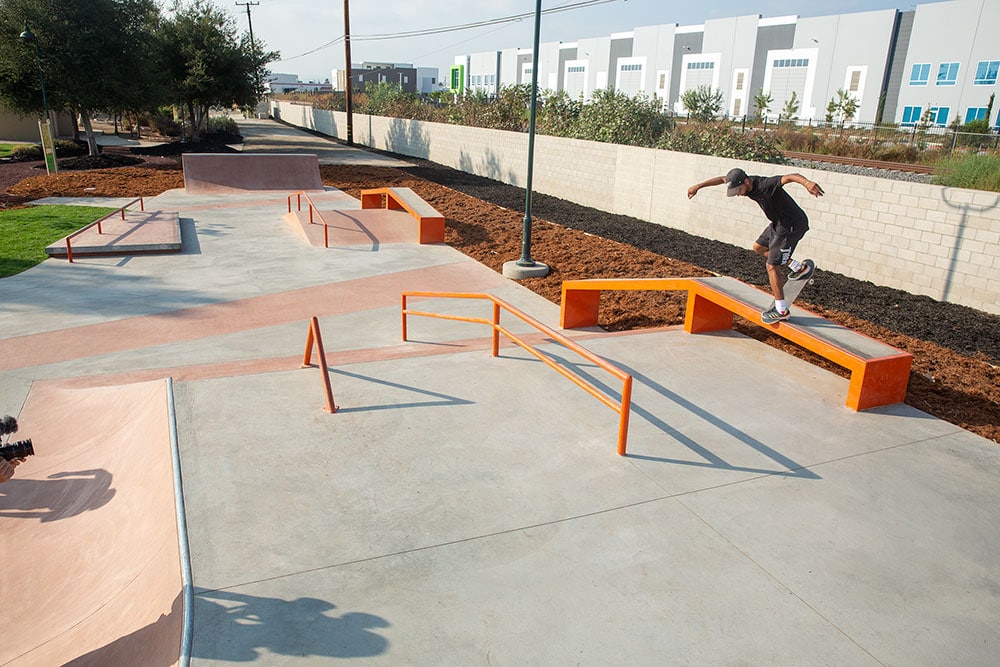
[64,197,145,263]
[402,291,633,455]
[360,187,445,244]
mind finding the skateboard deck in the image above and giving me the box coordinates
[783,259,815,307]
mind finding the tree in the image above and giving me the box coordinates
[680,85,723,123]
[0,0,162,155]
[752,88,772,122]
[159,0,275,141]
[780,91,799,123]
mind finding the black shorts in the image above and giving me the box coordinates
[756,220,808,266]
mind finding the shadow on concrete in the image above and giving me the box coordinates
[192,588,390,661]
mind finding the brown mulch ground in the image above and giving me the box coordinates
[3,146,998,443]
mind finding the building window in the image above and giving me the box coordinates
[733,98,742,116]
[974,60,999,85]
[965,107,987,123]
[929,106,951,125]
[901,106,922,126]
[735,72,745,91]
[773,58,808,68]
[687,61,715,70]
[848,71,861,93]
[909,63,930,86]
[936,62,959,86]
[568,65,585,73]
[659,73,666,88]
[620,63,642,72]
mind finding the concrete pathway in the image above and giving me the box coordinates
[1,117,998,665]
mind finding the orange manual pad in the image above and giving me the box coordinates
[360,187,445,244]
[182,153,323,193]
[284,207,424,247]
[0,380,183,666]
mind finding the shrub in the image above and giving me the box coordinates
[148,112,181,137]
[933,154,1000,192]
[10,140,87,161]
[658,124,784,163]
[203,115,242,143]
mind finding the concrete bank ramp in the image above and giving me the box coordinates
[182,152,323,193]
[0,380,183,666]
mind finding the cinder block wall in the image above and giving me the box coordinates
[273,100,1000,315]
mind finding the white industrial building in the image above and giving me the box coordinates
[451,0,999,128]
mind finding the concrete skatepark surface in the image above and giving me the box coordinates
[1,118,998,665]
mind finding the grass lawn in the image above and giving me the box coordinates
[0,205,116,277]
[0,143,33,158]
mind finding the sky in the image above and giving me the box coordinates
[217,0,932,84]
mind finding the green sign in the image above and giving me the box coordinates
[38,120,58,175]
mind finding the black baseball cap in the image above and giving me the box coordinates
[726,168,748,196]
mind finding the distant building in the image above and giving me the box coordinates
[332,62,445,95]
[452,0,1000,128]
[265,73,332,95]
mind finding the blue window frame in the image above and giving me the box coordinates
[901,106,922,126]
[965,107,987,123]
[974,60,999,85]
[929,106,951,125]
[909,63,930,85]
[936,62,959,86]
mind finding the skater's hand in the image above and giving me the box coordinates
[806,180,824,197]
[687,185,699,199]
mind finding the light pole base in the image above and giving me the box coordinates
[502,260,550,279]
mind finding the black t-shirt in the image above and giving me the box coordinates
[747,175,808,228]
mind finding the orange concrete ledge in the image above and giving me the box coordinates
[559,276,912,411]
[360,187,445,244]
[182,153,323,193]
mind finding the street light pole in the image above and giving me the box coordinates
[502,0,548,279]
[19,21,57,175]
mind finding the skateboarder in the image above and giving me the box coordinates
[687,167,823,323]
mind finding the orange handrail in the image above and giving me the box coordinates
[64,196,145,263]
[287,191,332,248]
[302,316,338,413]
[402,291,634,455]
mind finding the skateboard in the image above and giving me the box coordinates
[782,259,816,308]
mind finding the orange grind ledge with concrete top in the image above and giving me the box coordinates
[560,276,913,411]
[182,153,324,193]
[0,380,184,666]
[360,187,446,244]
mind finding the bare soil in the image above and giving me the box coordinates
[3,148,998,443]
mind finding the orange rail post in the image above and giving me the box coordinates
[302,317,338,413]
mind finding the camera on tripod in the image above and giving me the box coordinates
[0,415,34,461]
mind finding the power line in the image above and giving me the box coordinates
[276,0,617,63]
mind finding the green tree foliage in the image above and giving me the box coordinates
[680,85,723,122]
[752,88,772,122]
[657,123,784,163]
[159,0,276,140]
[574,88,672,146]
[780,91,799,122]
[535,89,583,137]
[0,0,162,155]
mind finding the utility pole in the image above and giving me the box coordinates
[343,0,354,145]
[235,1,258,48]
[236,1,261,116]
